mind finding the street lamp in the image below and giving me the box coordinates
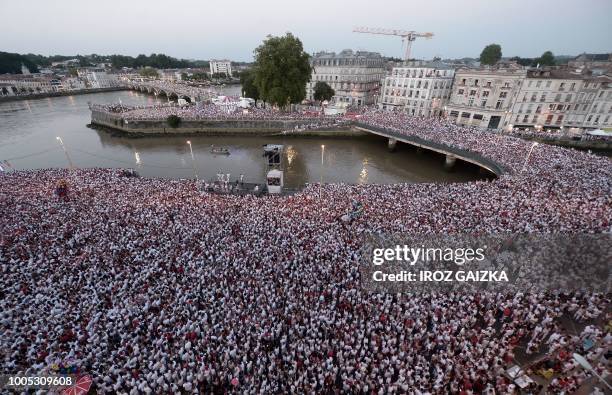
[186,140,198,180]
[319,144,325,199]
[573,353,612,391]
[56,136,74,169]
[521,142,539,172]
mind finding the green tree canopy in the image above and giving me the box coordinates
[139,67,159,78]
[0,52,40,74]
[166,115,181,128]
[509,56,534,66]
[313,81,334,102]
[479,44,502,65]
[534,51,555,66]
[240,69,260,101]
[252,33,312,109]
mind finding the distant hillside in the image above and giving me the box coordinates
[0,52,40,74]
[0,52,210,73]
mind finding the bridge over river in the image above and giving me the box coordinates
[125,80,218,103]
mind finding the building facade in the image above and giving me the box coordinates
[209,60,232,77]
[569,75,612,129]
[379,61,454,117]
[307,50,385,106]
[508,69,583,130]
[78,69,119,88]
[0,75,55,95]
[446,67,527,128]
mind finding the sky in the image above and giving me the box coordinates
[1,0,611,61]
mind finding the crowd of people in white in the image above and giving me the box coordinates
[1,107,610,394]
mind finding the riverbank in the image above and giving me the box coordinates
[0,87,129,103]
[87,122,366,138]
[90,109,365,136]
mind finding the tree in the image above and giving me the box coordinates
[0,52,40,74]
[509,56,534,67]
[313,81,334,103]
[252,33,311,109]
[166,115,181,128]
[479,44,502,66]
[139,67,159,78]
[534,51,555,66]
[240,69,260,100]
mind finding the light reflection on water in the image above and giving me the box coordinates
[0,90,488,187]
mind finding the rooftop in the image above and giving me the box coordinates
[312,49,382,59]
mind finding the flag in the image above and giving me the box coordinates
[0,164,4,172]
[61,375,92,395]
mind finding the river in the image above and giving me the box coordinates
[0,90,489,187]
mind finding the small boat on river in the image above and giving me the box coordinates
[210,145,230,155]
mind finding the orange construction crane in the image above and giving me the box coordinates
[353,27,434,61]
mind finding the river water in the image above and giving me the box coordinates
[0,90,488,187]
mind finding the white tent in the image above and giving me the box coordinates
[586,129,612,136]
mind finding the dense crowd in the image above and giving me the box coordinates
[504,128,612,142]
[1,109,611,393]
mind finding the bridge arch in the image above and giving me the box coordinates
[353,123,505,177]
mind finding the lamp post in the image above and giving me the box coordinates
[56,136,74,169]
[319,144,325,199]
[186,140,198,180]
[573,353,612,391]
[521,142,538,173]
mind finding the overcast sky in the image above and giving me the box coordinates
[2,0,611,61]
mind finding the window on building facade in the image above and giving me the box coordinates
[481,99,487,107]
[556,115,563,125]
[546,114,554,124]
[546,81,551,88]
[554,94,561,102]
[536,81,542,88]
[565,94,572,102]
[495,100,503,109]
[536,105,542,113]
[500,92,508,98]
[540,94,546,102]
[469,90,476,96]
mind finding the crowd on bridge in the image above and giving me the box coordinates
[1,108,611,393]
[128,80,217,101]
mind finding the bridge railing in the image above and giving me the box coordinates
[353,121,506,176]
